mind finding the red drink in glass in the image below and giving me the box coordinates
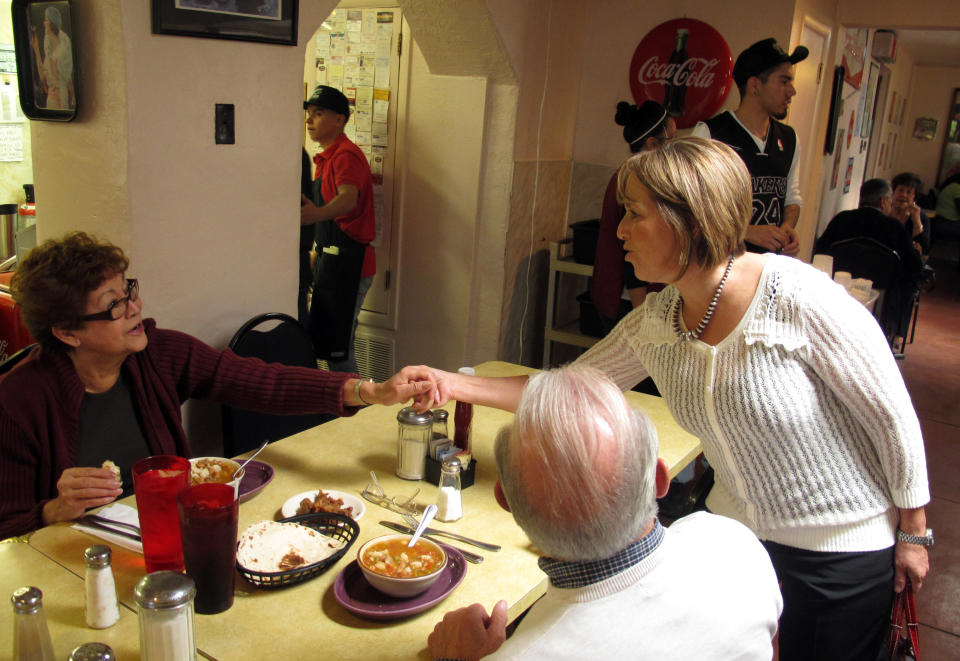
[132,455,190,573]
[178,483,239,614]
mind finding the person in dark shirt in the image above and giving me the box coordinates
[890,172,932,256]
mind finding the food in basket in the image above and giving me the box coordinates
[190,457,239,485]
[237,520,343,573]
[360,536,444,579]
[296,489,355,517]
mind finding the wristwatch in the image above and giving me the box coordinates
[896,528,934,547]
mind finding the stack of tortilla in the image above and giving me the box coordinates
[237,520,343,573]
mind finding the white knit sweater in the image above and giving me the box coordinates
[578,255,929,552]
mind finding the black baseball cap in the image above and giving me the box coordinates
[304,85,350,118]
[733,38,809,88]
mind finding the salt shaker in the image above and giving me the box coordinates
[84,545,119,629]
[436,456,463,522]
[68,643,116,661]
[134,571,197,661]
[11,586,55,661]
[431,409,449,440]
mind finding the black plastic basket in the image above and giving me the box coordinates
[237,512,359,589]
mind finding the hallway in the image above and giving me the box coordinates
[899,243,960,657]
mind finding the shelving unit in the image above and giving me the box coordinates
[543,239,600,366]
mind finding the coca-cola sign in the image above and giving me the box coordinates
[629,18,733,129]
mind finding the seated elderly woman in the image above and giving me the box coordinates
[416,138,930,661]
[0,231,431,539]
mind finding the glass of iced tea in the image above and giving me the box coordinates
[177,483,239,614]
[132,455,190,573]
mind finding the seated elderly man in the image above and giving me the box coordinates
[427,365,782,660]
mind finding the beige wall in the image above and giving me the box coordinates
[0,1,33,209]
[900,66,960,188]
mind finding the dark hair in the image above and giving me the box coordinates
[736,65,777,98]
[10,232,129,354]
[859,178,892,209]
[892,172,923,197]
[615,101,669,154]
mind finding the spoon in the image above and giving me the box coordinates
[408,503,437,548]
[234,440,269,479]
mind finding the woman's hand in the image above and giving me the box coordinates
[367,366,438,407]
[41,467,122,525]
[895,541,929,592]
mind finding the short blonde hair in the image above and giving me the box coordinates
[617,137,749,274]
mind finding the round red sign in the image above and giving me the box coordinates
[629,18,733,129]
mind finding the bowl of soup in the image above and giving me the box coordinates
[357,534,447,598]
[189,457,243,497]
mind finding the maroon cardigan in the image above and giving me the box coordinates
[0,319,355,539]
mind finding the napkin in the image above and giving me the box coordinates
[72,503,143,554]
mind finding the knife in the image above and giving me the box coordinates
[379,521,483,564]
[77,518,142,543]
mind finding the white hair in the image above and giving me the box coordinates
[495,364,659,561]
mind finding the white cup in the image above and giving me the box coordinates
[851,277,873,297]
[812,254,834,275]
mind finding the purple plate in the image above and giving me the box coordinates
[237,460,274,503]
[333,544,467,620]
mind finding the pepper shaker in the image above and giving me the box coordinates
[68,643,116,661]
[11,586,55,661]
[84,545,119,629]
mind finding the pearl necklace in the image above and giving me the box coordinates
[673,256,735,342]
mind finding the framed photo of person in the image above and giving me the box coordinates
[152,0,298,46]
[10,0,78,121]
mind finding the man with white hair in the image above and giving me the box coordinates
[427,365,782,660]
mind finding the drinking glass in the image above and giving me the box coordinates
[177,483,239,614]
[132,455,190,573]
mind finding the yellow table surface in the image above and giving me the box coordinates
[0,541,142,660]
[27,360,701,660]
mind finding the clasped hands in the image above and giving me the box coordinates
[746,224,799,256]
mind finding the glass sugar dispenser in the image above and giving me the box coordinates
[134,571,197,661]
[396,406,433,480]
[11,586,55,661]
[436,456,463,522]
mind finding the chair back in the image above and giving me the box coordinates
[0,343,36,377]
[221,313,333,457]
[824,236,902,290]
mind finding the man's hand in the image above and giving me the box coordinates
[895,541,929,592]
[301,194,322,226]
[370,365,438,406]
[780,225,800,257]
[428,601,509,661]
[745,225,789,253]
[42,467,122,525]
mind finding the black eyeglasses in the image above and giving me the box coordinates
[78,279,139,322]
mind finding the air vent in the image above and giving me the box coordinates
[317,326,395,383]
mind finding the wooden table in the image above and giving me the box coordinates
[26,360,701,660]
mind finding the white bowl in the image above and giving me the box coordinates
[189,457,243,498]
[357,534,447,598]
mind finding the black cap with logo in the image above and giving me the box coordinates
[733,38,809,89]
[304,85,351,120]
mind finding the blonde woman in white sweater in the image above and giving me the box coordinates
[416,138,929,661]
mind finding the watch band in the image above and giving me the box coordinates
[896,528,934,547]
[354,377,374,406]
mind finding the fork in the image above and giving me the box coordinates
[402,513,501,551]
[80,514,141,534]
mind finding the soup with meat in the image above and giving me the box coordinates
[361,538,444,578]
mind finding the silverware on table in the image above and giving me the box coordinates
[379,521,483,564]
[81,514,141,534]
[401,513,500,551]
[77,517,142,543]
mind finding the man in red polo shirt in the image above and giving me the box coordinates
[301,85,376,373]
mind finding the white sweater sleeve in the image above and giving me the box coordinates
[797,277,929,509]
[575,307,651,391]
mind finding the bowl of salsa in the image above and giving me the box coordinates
[357,534,447,598]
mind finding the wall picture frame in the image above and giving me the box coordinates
[861,62,880,139]
[10,0,78,121]
[152,0,298,46]
[824,66,845,155]
[913,117,938,141]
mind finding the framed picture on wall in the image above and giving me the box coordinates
[842,28,868,90]
[10,0,78,121]
[913,117,938,141]
[152,0,298,46]
[843,157,854,193]
[823,66,845,155]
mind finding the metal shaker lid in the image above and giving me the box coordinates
[11,586,42,614]
[397,407,433,426]
[84,545,112,568]
[134,571,196,610]
[69,642,116,661]
[431,409,449,422]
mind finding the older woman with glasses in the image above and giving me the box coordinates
[415,138,929,661]
[0,231,433,539]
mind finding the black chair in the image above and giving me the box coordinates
[824,236,918,353]
[221,313,333,457]
[0,343,36,376]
